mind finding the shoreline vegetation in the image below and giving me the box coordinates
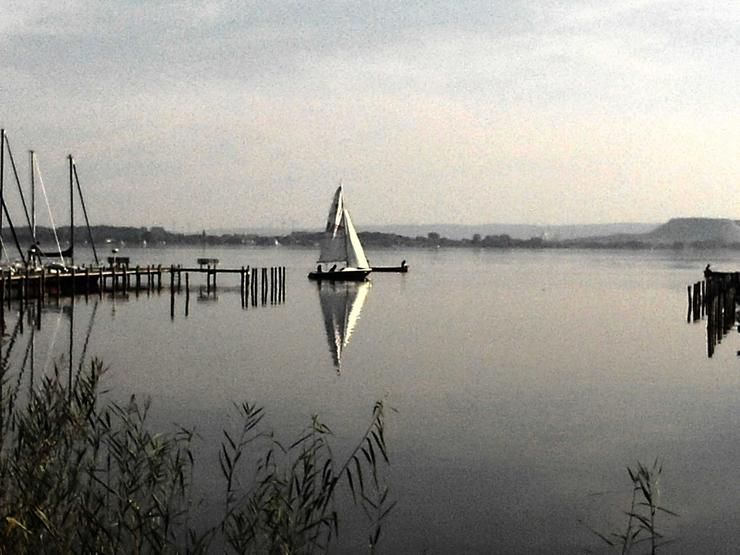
[0,358,678,553]
[9,218,740,253]
[0,360,393,554]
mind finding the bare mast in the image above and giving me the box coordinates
[68,154,74,267]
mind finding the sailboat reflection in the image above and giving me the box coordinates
[317,280,370,372]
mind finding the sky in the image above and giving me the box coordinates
[0,0,738,231]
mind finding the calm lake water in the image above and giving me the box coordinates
[5,246,740,553]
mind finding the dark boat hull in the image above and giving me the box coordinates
[370,265,408,273]
[308,269,370,281]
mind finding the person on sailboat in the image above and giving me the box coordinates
[317,264,323,273]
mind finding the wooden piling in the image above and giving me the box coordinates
[185,273,190,316]
[693,282,701,322]
[23,268,30,304]
[170,266,175,320]
[240,266,245,307]
[0,273,5,334]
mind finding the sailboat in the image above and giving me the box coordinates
[308,184,371,281]
[318,280,370,371]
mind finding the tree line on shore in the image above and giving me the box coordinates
[6,225,740,252]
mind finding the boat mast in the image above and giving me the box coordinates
[72,161,99,265]
[0,129,4,260]
[69,154,74,267]
[30,150,35,244]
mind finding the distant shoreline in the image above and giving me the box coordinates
[6,220,739,252]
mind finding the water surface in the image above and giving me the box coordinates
[6,246,740,553]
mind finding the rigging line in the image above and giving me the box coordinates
[1,199,26,266]
[72,163,99,265]
[3,135,33,230]
[5,329,34,431]
[1,306,26,375]
[0,234,9,262]
[76,298,98,376]
[42,306,63,375]
[35,161,65,267]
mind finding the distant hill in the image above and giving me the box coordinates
[643,218,740,244]
[569,218,740,246]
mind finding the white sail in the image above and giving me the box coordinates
[343,209,369,269]
[318,281,370,370]
[318,185,346,263]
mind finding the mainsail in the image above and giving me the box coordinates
[317,184,369,270]
[318,185,346,264]
[318,281,370,370]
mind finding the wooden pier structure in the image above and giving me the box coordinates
[687,270,739,357]
[0,263,287,326]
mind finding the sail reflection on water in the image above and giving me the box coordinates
[317,281,370,371]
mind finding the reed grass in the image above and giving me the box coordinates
[0,359,393,554]
[583,459,677,554]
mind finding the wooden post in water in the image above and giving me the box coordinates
[170,265,175,320]
[185,273,190,316]
[157,265,162,292]
[240,266,245,308]
[687,285,692,322]
[40,268,46,303]
[24,268,30,304]
[244,266,251,306]
[0,273,5,335]
[254,267,258,306]
[177,265,182,292]
[693,282,701,322]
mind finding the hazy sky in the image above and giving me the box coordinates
[1,0,738,230]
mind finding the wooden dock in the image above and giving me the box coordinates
[0,263,287,325]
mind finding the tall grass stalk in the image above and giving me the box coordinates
[583,459,677,554]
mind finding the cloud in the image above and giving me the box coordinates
[0,1,737,227]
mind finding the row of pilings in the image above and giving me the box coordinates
[688,271,739,357]
[0,264,288,330]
